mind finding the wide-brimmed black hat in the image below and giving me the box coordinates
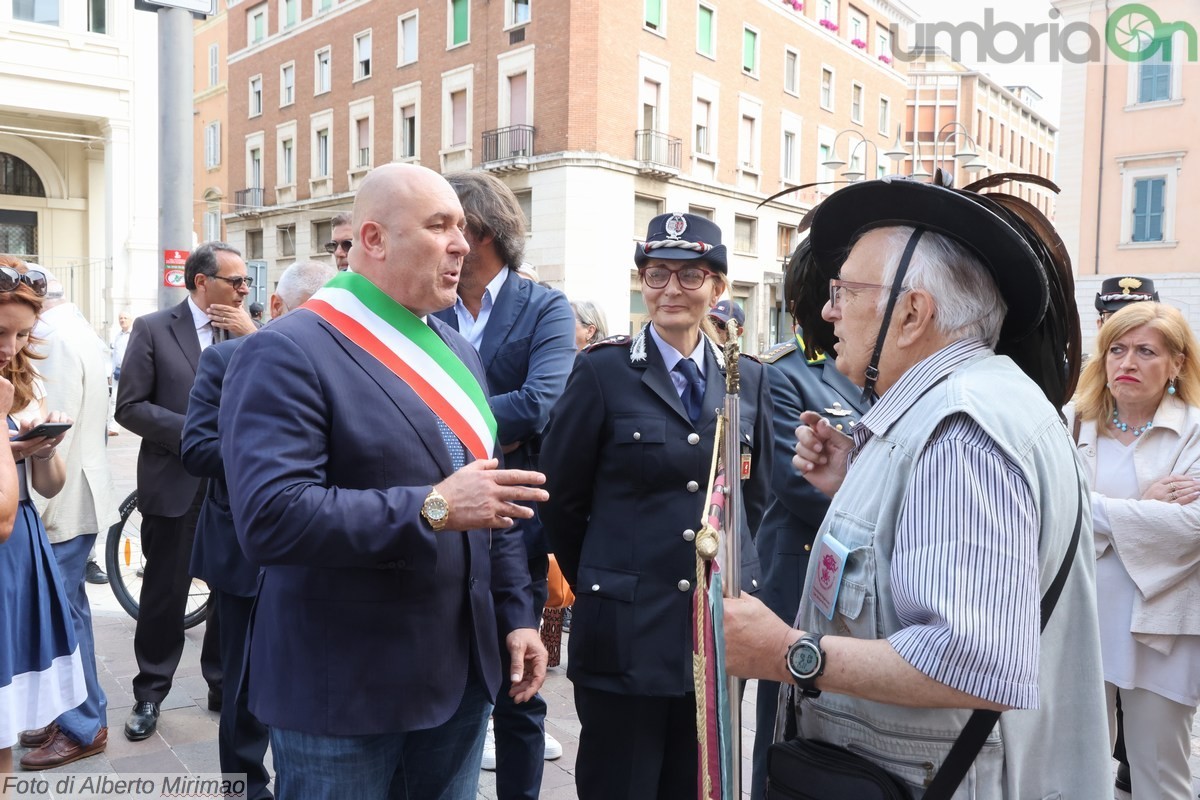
[1095,275,1159,312]
[809,177,1046,340]
[634,212,728,274]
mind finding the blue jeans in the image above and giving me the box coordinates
[51,533,106,745]
[271,674,492,800]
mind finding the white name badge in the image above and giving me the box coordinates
[810,533,850,620]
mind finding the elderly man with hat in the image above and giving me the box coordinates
[723,177,1111,798]
[540,212,771,800]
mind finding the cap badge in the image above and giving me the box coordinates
[664,214,688,240]
[1119,277,1142,295]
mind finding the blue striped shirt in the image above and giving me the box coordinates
[850,339,1041,708]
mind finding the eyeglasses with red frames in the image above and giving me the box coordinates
[828,278,906,310]
[324,239,352,255]
[639,265,716,290]
[0,267,48,297]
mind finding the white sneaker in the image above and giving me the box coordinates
[481,725,497,771]
[543,732,563,761]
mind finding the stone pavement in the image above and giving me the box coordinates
[9,429,1200,798]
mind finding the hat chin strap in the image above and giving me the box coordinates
[861,228,925,405]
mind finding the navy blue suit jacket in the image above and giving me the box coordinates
[433,270,576,558]
[539,329,770,696]
[754,339,867,622]
[220,309,536,736]
[181,337,258,597]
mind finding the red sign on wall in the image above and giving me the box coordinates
[163,250,188,288]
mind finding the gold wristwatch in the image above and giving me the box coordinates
[421,487,450,531]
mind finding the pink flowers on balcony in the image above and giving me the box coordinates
[781,0,803,9]
[878,54,892,64]
[851,37,867,49]
[819,18,838,31]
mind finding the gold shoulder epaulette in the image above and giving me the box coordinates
[758,340,797,364]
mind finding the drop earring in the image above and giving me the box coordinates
[1168,378,1177,396]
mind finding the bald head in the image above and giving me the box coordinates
[349,164,470,316]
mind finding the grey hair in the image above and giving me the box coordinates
[275,259,336,310]
[571,300,609,344]
[330,211,353,229]
[874,226,1006,347]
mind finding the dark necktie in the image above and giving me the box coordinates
[212,325,227,344]
[674,358,704,425]
[437,419,466,472]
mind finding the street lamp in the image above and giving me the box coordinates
[822,130,883,182]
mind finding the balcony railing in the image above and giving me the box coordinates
[634,129,682,176]
[234,187,264,214]
[482,125,535,169]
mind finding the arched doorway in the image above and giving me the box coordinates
[0,153,46,256]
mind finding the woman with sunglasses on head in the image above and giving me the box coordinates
[0,257,83,779]
[540,213,771,800]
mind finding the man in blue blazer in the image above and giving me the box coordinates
[748,241,867,800]
[219,164,549,800]
[181,258,335,799]
[434,171,576,800]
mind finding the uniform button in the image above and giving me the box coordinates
[677,579,691,592]
[682,529,696,541]
[832,402,843,409]
[751,579,758,588]
[804,544,812,552]
[686,480,699,492]
[591,583,600,592]
[687,433,700,445]
[835,424,844,431]
[633,431,642,441]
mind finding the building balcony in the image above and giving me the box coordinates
[482,125,535,171]
[234,188,264,215]
[634,130,681,177]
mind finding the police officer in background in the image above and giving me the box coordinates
[539,212,771,800]
[748,238,867,800]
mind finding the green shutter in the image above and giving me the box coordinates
[698,6,713,55]
[645,0,661,28]
[453,0,469,45]
[743,29,757,72]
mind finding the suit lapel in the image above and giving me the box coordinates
[170,300,202,373]
[697,342,725,433]
[479,271,525,368]
[638,338,692,426]
[316,316,455,475]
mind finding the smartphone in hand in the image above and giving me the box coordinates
[11,422,72,442]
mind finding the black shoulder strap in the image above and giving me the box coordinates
[922,464,1084,799]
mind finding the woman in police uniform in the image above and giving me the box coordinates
[539,212,771,800]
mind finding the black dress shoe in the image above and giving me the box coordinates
[1115,762,1131,793]
[85,560,108,585]
[124,701,160,741]
[207,687,223,712]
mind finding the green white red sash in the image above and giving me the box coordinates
[301,271,497,461]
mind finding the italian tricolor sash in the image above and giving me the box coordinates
[301,271,497,461]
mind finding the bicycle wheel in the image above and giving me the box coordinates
[106,490,210,629]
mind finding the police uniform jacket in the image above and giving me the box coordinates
[755,337,867,622]
[540,324,770,696]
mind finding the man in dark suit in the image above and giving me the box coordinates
[219,164,548,800]
[748,241,867,800]
[181,258,335,799]
[433,171,576,800]
[114,241,257,741]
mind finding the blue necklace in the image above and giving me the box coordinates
[1112,408,1153,437]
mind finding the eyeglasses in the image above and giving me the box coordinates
[209,274,254,289]
[828,279,905,310]
[0,267,48,297]
[324,239,352,255]
[640,266,715,290]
